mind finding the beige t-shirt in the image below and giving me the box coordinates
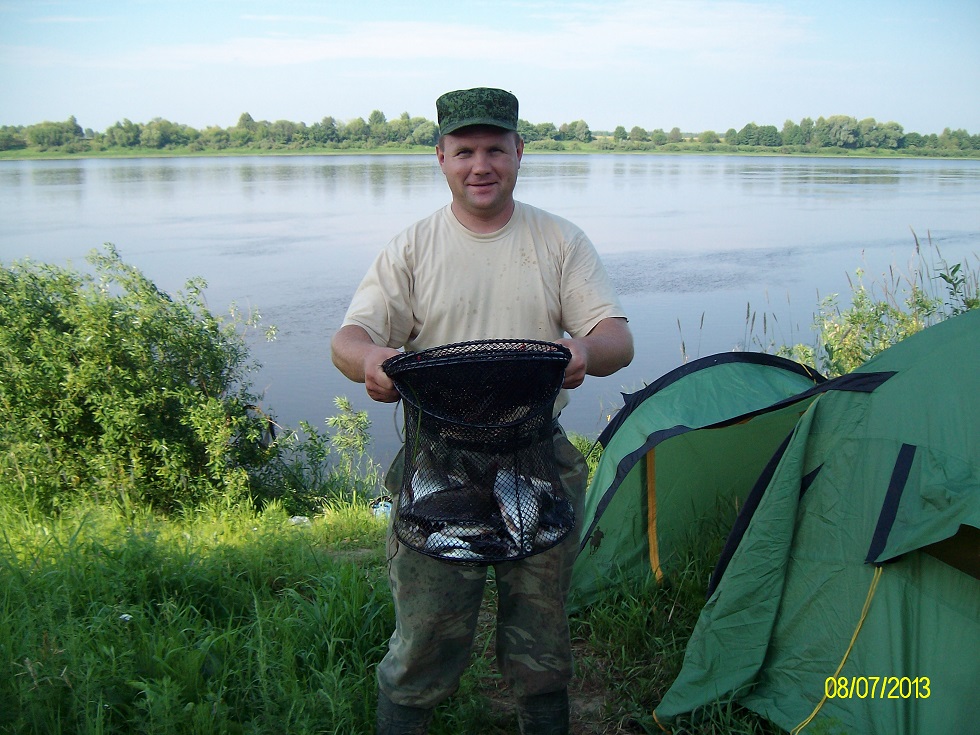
[343,201,625,350]
[343,201,626,414]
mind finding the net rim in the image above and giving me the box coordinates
[382,339,571,430]
[382,339,571,378]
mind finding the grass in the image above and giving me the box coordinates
[0,494,780,734]
[0,501,390,734]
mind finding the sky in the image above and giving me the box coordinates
[1,0,978,137]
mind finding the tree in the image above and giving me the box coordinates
[388,112,412,144]
[236,112,257,131]
[855,118,902,149]
[139,121,166,148]
[138,118,191,149]
[535,122,559,141]
[310,116,339,144]
[781,119,802,145]
[411,121,438,146]
[0,128,26,150]
[629,126,648,142]
[613,125,628,142]
[724,128,738,145]
[270,119,297,145]
[736,123,759,146]
[939,127,973,151]
[757,125,781,147]
[699,130,720,144]
[903,131,925,149]
[650,128,668,145]
[105,119,141,148]
[822,115,860,148]
[24,118,82,148]
[368,110,388,145]
[667,127,683,143]
[798,117,815,145]
[66,116,83,139]
[517,119,538,141]
[342,117,369,143]
[571,120,593,143]
[232,113,257,146]
[878,121,904,149]
[811,117,831,147]
[199,126,230,149]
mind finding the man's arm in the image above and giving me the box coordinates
[556,317,634,390]
[330,324,401,403]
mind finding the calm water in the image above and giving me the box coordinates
[2,154,979,466]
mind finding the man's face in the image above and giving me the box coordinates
[436,126,524,228]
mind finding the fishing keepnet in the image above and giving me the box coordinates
[382,340,575,564]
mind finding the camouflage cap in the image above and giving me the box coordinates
[436,87,519,136]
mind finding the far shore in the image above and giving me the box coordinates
[3,143,980,163]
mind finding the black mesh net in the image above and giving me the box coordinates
[382,340,575,564]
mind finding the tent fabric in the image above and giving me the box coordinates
[654,309,980,735]
[570,353,827,610]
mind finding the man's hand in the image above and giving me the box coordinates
[362,344,401,402]
[331,325,401,403]
[556,317,633,390]
[556,337,589,389]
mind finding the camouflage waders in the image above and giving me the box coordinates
[376,425,588,712]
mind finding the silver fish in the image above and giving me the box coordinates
[439,547,486,561]
[410,466,465,503]
[440,522,499,538]
[396,520,429,548]
[424,530,471,552]
[533,525,564,548]
[493,470,540,553]
[408,485,499,524]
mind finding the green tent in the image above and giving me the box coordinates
[570,352,827,609]
[654,309,980,734]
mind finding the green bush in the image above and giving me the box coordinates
[0,245,276,514]
[808,240,977,376]
[253,396,384,515]
[761,236,979,377]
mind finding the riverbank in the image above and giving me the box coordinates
[3,141,979,162]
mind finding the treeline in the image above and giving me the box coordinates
[1,111,978,155]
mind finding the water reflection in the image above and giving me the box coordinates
[31,166,85,186]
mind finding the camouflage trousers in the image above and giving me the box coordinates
[377,426,588,709]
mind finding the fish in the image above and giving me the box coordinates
[395,520,430,548]
[404,485,499,525]
[492,469,540,553]
[537,486,574,529]
[439,522,500,539]
[439,547,487,561]
[533,525,565,548]
[469,536,517,558]
[409,465,466,504]
[424,530,471,552]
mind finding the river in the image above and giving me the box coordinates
[2,153,978,466]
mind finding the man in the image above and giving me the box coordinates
[331,87,633,734]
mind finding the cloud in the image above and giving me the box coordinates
[27,16,106,24]
[4,0,812,74]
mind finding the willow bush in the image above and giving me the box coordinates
[0,245,276,514]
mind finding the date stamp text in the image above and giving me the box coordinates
[825,676,930,699]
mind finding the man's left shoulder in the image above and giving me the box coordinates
[516,201,586,238]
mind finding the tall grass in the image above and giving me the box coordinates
[738,232,978,376]
[2,491,778,734]
[0,501,390,734]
